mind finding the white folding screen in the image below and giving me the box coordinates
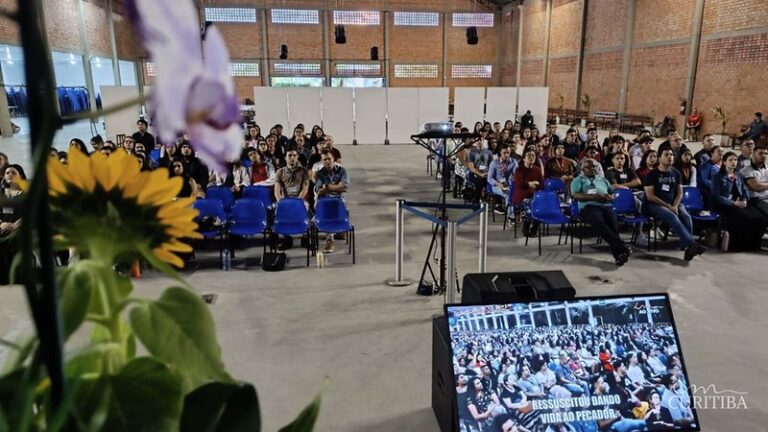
[453,87,486,126]
[253,87,289,130]
[322,88,354,145]
[517,87,549,130]
[485,87,518,125]
[417,87,450,127]
[353,88,387,144]
[287,88,322,131]
[386,88,419,144]
[100,85,142,140]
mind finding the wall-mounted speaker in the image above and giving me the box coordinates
[371,46,379,60]
[279,44,288,59]
[335,25,347,44]
[466,26,478,45]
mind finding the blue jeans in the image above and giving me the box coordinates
[647,203,695,249]
[611,418,647,432]
[491,183,510,206]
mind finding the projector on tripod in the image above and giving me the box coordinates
[422,122,453,134]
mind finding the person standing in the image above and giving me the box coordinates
[643,148,705,261]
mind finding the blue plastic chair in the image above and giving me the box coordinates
[149,149,161,167]
[206,186,236,215]
[273,198,312,267]
[193,199,229,267]
[314,197,355,264]
[683,186,719,242]
[243,185,275,210]
[229,199,269,261]
[525,191,570,256]
[544,177,567,194]
[612,189,652,250]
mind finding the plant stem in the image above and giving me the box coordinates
[17,0,66,410]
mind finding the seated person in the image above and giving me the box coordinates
[488,144,518,210]
[713,151,767,251]
[603,135,628,170]
[660,374,696,427]
[561,128,581,160]
[740,111,768,141]
[601,127,621,151]
[515,149,544,236]
[697,145,723,205]
[741,145,768,219]
[737,139,755,171]
[544,142,577,190]
[577,147,604,177]
[467,138,495,204]
[657,128,688,159]
[685,108,702,141]
[582,128,600,152]
[246,147,276,187]
[275,148,310,203]
[314,149,350,253]
[643,148,705,261]
[210,161,250,196]
[555,352,589,396]
[170,159,204,199]
[630,135,654,170]
[605,153,641,191]
[636,149,658,182]
[571,159,631,266]
[693,134,714,166]
[673,149,698,187]
[1,164,25,285]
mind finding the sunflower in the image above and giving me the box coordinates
[47,149,201,267]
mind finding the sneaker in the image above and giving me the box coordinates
[684,245,698,261]
[494,206,505,215]
[697,244,707,255]
[323,238,335,253]
[614,250,630,267]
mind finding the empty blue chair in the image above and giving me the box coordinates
[525,191,570,256]
[206,186,235,215]
[544,177,567,194]
[149,149,161,167]
[229,199,269,259]
[314,197,355,264]
[273,198,312,267]
[243,185,274,211]
[683,186,719,242]
[612,189,652,249]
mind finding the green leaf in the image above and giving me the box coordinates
[104,357,183,431]
[180,381,261,432]
[278,392,323,432]
[65,342,121,377]
[137,244,190,288]
[129,287,232,392]
[0,369,34,431]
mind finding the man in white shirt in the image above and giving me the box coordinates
[741,145,768,218]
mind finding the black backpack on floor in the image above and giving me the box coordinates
[261,252,286,271]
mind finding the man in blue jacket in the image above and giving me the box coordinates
[697,146,723,207]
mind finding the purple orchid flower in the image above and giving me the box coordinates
[126,0,242,173]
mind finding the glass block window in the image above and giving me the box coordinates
[145,61,156,76]
[273,62,322,76]
[451,64,493,78]
[335,63,381,77]
[393,12,439,26]
[229,62,260,77]
[394,64,439,78]
[452,13,494,27]
[271,9,320,24]
[333,10,380,25]
[204,7,257,23]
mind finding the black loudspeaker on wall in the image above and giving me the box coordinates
[466,26,478,45]
[335,25,347,44]
[370,46,379,61]
[279,44,288,60]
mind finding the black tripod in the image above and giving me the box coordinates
[410,131,480,295]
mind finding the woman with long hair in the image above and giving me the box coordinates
[711,151,767,250]
[499,374,539,431]
[466,376,501,432]
[245,124,262,146]
[635,149,657,182]
[68,138,89,155]
[170,158,204,199]
[673,148,697,187]
[309,126,325,148]
[1,164,26,284]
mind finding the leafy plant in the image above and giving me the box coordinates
[711,106,729,135]
[0,0,322,430]
[580,94,592,114]
[556,93,565,112]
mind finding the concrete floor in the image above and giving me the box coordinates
[2,131,767,431]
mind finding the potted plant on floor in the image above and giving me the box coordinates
[711,106,731,147]
[0,0,322,430]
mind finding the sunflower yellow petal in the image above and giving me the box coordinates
[123,174,149,199]
[47,159,71,194]
[161,240,193,253]
[159,208,199,224]
[166,227,202,239]
[135,169,171,204]
[145,177,183,206]
[153,247,184,268]
[67,149,95,192]
[90,152,111,191]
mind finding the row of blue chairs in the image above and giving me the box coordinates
[193,196,355,267]
[524,187,718,256]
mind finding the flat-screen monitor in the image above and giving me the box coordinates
[445,294,700,432]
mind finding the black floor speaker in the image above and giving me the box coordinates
[461,270,576,304]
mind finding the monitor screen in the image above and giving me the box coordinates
[446,294,700,432]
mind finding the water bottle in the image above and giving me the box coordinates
[222,249,231,271]
[720,230,729,252]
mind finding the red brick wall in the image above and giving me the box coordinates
[702,0,768,34]
[0,0,18,43]
[584,0,626,50]
[548,0,582,55]
[43,0,81,52]
[546,56,577,108]
[499,7,518,86]
[632,0,695,43]
[581,51,622,112]
[625,44,689,119]
[388,11,443,88]
[83,0,111,56]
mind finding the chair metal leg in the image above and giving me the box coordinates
[570,222,574,254]
[352,228,356,264]
[538,224,543,256]
[579,222,583,254]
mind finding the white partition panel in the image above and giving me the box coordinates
[253,87,289,131]
[321,88,354,145]
[386,88,419,144]
[354,88,386,144]
[287,88,322,131]
[417,87,450,127]
[453,87,486,126]
[485,87,518,125]
[100,85,142,140]
[517,87,549,130]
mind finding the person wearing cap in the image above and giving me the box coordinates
[131,118,155,149]
[571,159,631,266]
[740,112,768,141]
